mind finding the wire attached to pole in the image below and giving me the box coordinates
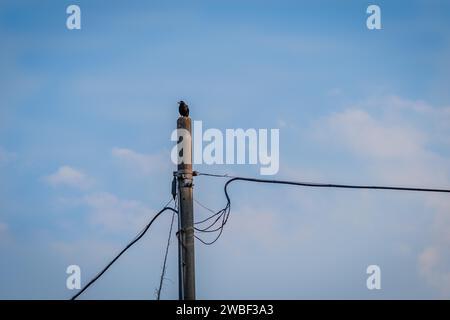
[193,172,450,245]
[71,200,178,300]
[156,196,178,300]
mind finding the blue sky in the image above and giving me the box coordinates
[0,0,450,299]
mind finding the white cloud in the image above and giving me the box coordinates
[314,96,450,185]
[417,195,450,298]
[112,147,168,175]
[382,95,450,118]
[45,166,93,189]
[323,109,426,160]
[83,192,154,233]
[45,159,168,234]
[418,245,450,298]
[419,247,440,277]
[315,95,450,296]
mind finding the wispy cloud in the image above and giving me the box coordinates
[44,158,166,234]
[83,192,154,233]
[417,194,450,298]
[418,244,450,298]
[314,96,450,184]
[320,109,426,160]
[314,95,450,296]
[45,166,94,190]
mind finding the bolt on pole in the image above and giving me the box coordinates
[175,103,196,300]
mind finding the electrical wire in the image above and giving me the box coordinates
[194,198,216,214]
[193,202,229,245]
[194,226,225,245]
[194,197,225,231]
[198,173,450,193]
[194,201,228,233]
[71,199,178,300]
[196,172,237,178]
[68,170,450,298]
[130,198,173,243]
[156,196,177,300]
[194,172,450,245]
[226,177,450,193]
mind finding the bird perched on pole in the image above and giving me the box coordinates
[178,100,189,117]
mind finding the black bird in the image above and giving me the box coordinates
[178,100,189,117]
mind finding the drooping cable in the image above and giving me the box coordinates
[156,196,178,300]
[71,199,178,300]
[194,172,450,245]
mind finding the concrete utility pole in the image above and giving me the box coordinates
[175,104,196,300]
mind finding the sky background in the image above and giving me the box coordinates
[1,0,450,299]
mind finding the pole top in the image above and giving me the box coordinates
[178,100,190,117]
